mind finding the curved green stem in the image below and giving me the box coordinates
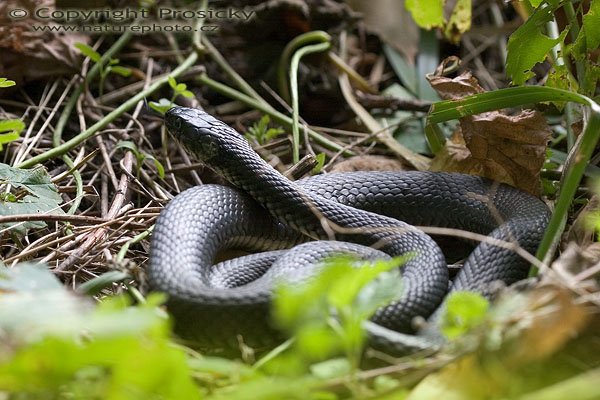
[278,31,331,103]
[533,102,600,274]
[198,73,350,155]
[290,41,331,163]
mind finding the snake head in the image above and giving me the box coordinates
[165,107,240,162]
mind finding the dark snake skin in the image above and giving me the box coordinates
[148,107,550,353]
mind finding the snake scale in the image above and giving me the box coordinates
[149,107,550,353]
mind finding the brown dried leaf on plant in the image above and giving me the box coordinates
[427,63,550,196]
[0,0,88,84]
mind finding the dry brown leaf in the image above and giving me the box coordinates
[428,68,550,196]
[331,155,407,172]
[428,129,479,173]
[427,69,485,100]
[0,0,88,84]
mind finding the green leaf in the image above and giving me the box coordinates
[109,65,132,77]
[0,263,199,399]
[74,42,101,63]
[506,6,569,85]
[444,0,472,43]
[0,117,24,150]
[180,89,195,98]
[405,0,444,29]
[309,358,351,379]
[0,163,64,234]
[168,76,177,89]
[187,356,257,379]
[546,63,579,97]
[76,271,131,296]
[373,375,403,394]
[0,77,16,88]
[0,263,63,292]
[296,323,341,359]
[246,115,285,145]
[0,132,20,151]
[378,84,430,154]
[115,140,141,157]
[582,0,600,51]
[383,45,418,95]
[441,291,489,340]
[175,83,187,92]
[312,153,326,173]
[145,154,166,179]
[149,98,173,115]
[0,119,25,134]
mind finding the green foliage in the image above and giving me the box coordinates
[405,0,471,43]
[149,98,174,115]
[506,6,568,85]
[440,291,490,340]
[75,42,132,96]
[405,0,444,29]
[312,153,326,173]
[0,78,24,151]
[245,115,286,145]
[0,78,16,88]
[0,163,64,234]
[0,263,199,399]
[506,0,600,95]
[115,140,165,179]
[168,75,194,99]
[272,256,406,370]
[581,0,600,51]
[0,119,24,151]
[148,76,195,115]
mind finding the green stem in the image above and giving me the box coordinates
[52,30,134,213]
[200,36,263,102]
[278,31,331,103]
[563,1,585,83]
[428,86,589,122]
[17,52,199,169]
[198,73,351,155]
[532,102,600,274]
[289,41,331,163]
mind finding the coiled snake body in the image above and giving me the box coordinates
[149,107,550,352]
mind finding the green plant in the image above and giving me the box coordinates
[244,115,286,145]
[149,76,195,115]
[75,42,132,96]
[115,140,165,179]
[0,263,199,399]
[0,163,64,234]
[0,78,25,151]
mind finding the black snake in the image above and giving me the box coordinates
[148,107,550,353]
